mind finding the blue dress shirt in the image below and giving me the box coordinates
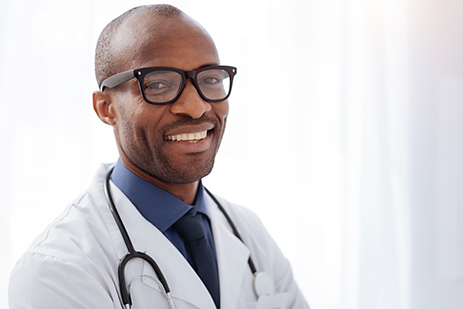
[110,159,218,268]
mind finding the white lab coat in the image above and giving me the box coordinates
[9,164,309,309]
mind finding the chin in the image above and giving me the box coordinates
[157,162,215,184]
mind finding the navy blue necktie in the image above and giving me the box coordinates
[173,213,220,308]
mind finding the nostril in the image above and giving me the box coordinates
[170,96,210,119]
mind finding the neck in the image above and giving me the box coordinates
[119,156,199,205]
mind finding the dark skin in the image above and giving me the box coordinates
[93,12,229,205]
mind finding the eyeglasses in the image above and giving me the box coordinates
[99,65,237,105]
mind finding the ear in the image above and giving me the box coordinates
[93,91,118,126]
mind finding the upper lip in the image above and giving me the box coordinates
[164,123,215,137]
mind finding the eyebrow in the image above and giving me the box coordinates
[198,63,220,69]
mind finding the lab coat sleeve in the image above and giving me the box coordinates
[251,212,309,309]
[222,199,310,308]
[9,252,116,309]
[272,243,309,308]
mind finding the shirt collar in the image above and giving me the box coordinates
[110,159,210,232]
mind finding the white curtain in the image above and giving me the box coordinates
[1,0,462,308]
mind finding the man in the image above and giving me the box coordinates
[9,4,309,309]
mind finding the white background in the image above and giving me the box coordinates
[1,0,463,308]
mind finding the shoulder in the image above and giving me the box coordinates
[207,195,270,241]
[26,188,113,261]
[211,194,263,228]
[24,164,116,262]
[9,170,120,307]
[207,194,276,258]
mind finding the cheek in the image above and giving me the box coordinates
[215,101,229,124]
[116,94,168,133]
[213,102,229,143]
[114,105,148,149]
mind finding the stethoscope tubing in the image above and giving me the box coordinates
[105,165,172,307]
[104,165,258,308]
[204,187,257,274]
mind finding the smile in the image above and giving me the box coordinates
[165,130,208,143]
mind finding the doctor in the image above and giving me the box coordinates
[9,4,309,309]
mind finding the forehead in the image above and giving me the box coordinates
[113,13,220,72]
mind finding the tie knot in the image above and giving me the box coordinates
[173,213,206,242]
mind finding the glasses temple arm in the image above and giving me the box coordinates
[99,70,136,91]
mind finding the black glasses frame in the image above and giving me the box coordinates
[99,65,237,105]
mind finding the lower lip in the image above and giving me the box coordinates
[165,131,213,153]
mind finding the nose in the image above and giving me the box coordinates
[169,80,212,119]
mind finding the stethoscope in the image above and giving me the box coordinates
[104,165,275,309]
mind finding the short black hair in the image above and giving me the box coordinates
[94,4,183,87]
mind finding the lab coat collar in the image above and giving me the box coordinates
[206,193,251,309]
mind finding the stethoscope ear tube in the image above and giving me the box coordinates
[204,187,257,275]
[204,187,276,299]
[118,251,172,306]
[104,166,135,253]
[105,165,171,307]
[118,254,132,306]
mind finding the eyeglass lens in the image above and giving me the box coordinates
[142,68,231,103]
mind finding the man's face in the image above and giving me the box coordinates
[110,14,228,184]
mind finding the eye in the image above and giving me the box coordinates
[199,75,223,85]
[144,81,169,91]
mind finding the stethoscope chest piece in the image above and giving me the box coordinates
[254,272,275,297]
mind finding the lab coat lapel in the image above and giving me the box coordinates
[108,181,217,309]
[206,194,251,309]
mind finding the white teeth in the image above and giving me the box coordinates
[166,130,208,142]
